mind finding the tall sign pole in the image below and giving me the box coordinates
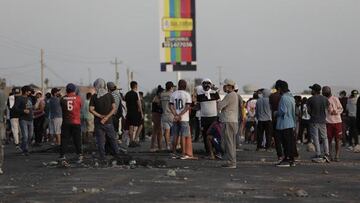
[40,49,45,93]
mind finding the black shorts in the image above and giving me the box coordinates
[126,113,141,127]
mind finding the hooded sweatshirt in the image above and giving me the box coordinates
[347,96,358,117]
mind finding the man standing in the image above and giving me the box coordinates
[0,82,7,174]
[107,82,122,137]
[255,89,272,151]
[196,79,220,155]
[347,90,359,149]
[269,80,285,161]
[14,86,33,156]
[169,79,194,159]
[7,87,21,150]
[322,86,343,162]
[125,81,143,147]
[59,84,83,164]
[307,84,330,162]
[90,78,120,163]
[218,79,239,169]
[160,81,175,151]
[275,81,296,167]
[234,84,244,149]
[338,91,348,146]
[49,88,62,146]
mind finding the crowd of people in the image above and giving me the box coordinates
[0,78,360,174]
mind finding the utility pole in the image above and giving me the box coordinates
[110,58,121,87]
[40,49,45,93]
[126,68,130,91]
[88,68,92,86]
[217,66,223,88]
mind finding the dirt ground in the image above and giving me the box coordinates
[0,140,359,203]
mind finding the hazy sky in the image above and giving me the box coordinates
[1,0,359,93]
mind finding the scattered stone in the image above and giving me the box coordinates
[10,191,15,195]
[30,184,35,188]
[167,169,176,177]
[237,190,244,195]
[244,180,248,184]
[323,170,329,175]
[94,162,99,167]
[129,182,134,186]
[183,166,189,169]
[260,158,266,162]
[72,186,78,193]
[183,177,188,181]
[111,160,117,167]
[48,161,58,166]
[307,143,316,152]
[330,193,339,198]
[295,189,308,197]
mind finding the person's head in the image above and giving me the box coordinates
[322,86,332,98]
[294,95,302,104]
[139,91,144,98]
[86,92,92,100]
[21,85,32,96]
[51,87,61,96]
[130,81,138,90]
[201,78,212,91]
[301,97,308,104]
[156,85,164,96]
[178,79,187,91]
[106,82,117,92]
[12,87,21,95]
[45,92,51,99]
[223,79,236,93]
[35,91,42,99]
[309,83,321,95]
[278,80,290,94]
[274,80,283,91]
[339,90,347,98]
[66,83,77,94]
[165,81,175,91]
[262,89,271,98]
[93,78,106,91]
[350,90,359,98]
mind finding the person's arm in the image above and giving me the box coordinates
[89,96,104,119]
[101,103,116,124]
[217,94,229,112]
[137,99,143,118]
[276,98,287,118]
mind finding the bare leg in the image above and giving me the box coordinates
[335,139,341,159]
[181,136,186,156]
[207,135,215,159]
[135,124,143,143]
[56,134,61,145]
[172,135,179,153]
[185,136,193,157]
[164,129,171,149]
[157,128,163,150]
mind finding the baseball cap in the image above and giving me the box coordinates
[51,87,61,95]
[165,81,176,90]
[309,84,321,92]
[107,82,117,91]
[66,83,76,93]
[234,83,239,91]
[224,79,236,86]
[351,90,359,95]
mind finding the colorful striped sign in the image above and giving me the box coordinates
[160,0,196,72]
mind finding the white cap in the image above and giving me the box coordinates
[234,83,239,91]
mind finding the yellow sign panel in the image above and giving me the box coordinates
[162,18,193,31]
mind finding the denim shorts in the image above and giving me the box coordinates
[172,121,191,137]
[161,120,173,130]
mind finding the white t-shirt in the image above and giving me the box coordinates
[170,90,192,122]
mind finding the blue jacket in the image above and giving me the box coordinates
[276,92,296,130]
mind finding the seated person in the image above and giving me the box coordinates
[206,119,224,159]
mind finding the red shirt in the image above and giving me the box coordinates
[61,93,82,125]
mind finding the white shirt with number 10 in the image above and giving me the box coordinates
[170,90,192,122]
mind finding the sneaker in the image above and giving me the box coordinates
[170,153,179,159]
[289,161,296,167]
[180,155,191,160]
[149,148,157,152]
[312,156,326,163]
[276,161,291,167]
[221,164,237,169]
[0,168,3,175]
[323,155,331,163]
[215,153,223,160]
[60,160,70,168]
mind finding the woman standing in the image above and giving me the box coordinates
[150,86,164,152]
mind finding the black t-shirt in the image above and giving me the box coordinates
[89,93,115,124]
[125,90,140,115]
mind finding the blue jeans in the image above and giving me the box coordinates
[94,122,119,160]
[20,120,34,153]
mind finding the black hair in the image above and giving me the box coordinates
[130,81,137,89]
[178,79,187,90]
[86,92,92,100]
